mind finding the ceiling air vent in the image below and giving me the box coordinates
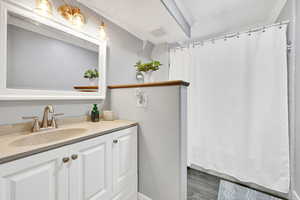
[150,28,167,37]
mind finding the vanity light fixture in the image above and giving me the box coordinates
[99,21,107,41]
[35,0,53,17]
[58,4,73,21]
[72,8,86,27]
[58,3,86,27]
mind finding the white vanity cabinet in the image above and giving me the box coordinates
[112,128,138,200]
[0,144,70,200]
[68,133,113,200]
[0,126,137,200]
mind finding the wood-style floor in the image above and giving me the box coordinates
[187,168,220,200]
[187,168,285,200]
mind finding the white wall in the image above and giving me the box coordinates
[0,0,153,125]
[151,43,170,81]
[0,101,102,125]
[106,31,153,85]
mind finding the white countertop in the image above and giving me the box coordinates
[0,120,137,164]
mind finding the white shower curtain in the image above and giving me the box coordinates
[170,25,290,193]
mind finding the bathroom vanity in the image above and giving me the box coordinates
[0,1,137,199]
[0,121,137,200]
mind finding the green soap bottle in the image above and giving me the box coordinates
[91,104,100,122]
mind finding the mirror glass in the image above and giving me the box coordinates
[6,12,99,92]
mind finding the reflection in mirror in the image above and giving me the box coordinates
[6,12,99,92]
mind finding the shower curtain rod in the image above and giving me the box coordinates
[171,20,290,50]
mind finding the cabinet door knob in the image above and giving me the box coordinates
[113,139,118,144]
[71,154,78,160]
[62,157,70,163]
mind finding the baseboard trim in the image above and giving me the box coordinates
[293,191,300,200]
[138,193,152,200]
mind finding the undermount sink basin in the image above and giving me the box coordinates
[11,128,88,147]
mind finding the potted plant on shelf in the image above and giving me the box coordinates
[84,69,99,86]
[134,60,162,83]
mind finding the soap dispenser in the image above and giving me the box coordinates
[91,104,100,122]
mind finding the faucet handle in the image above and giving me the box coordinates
[54,113,64,117]
[51,113,64,128]
[22,116,40,132]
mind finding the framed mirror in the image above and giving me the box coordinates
[0,2,107,100]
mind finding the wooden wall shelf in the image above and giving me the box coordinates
[74,86,98,92]
[108,80,190,89]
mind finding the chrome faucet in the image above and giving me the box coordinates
[41,105,54,128]
[23,105,64,133]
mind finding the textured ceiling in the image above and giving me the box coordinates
[78,0,287,44]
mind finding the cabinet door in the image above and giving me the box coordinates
[112,127,137,199]
[69,134,112,200]
[0,146,69,200]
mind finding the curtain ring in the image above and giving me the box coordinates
[236,32,240,38]
[262,26,266,32]
[248,30,252,36]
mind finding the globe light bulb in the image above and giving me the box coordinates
[72,8,85,28]
[35,0,53,17]
[99,22,107,41]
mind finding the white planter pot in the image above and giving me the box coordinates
[141,71,154,83]
[89,78,98,86]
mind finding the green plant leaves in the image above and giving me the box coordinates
[84,69,99,79]
[134,60,162,72]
